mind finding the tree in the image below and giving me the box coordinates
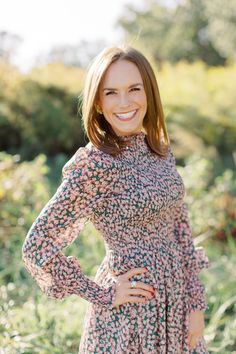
[204,0,236,62]
[117,0,236,66]
[35,39,108,68]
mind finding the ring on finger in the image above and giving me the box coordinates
[131,280,137,288]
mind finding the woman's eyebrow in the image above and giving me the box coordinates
[102,83,143,91]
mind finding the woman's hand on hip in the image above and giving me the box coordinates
[111,267,155,309]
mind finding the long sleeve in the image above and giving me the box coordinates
[168,144,210,313]
[22,146,117,310]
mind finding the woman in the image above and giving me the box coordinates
[22,45,210,353]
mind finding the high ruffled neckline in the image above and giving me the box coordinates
[119,131,146,144]
[118,131,149,156]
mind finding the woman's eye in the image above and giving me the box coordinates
[105,88,140,96]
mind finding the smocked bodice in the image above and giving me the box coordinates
[87,131,186,252]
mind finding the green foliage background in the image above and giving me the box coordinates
[0,0,236,352]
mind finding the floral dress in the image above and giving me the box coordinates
[22,131,210,353]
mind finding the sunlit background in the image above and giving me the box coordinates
[0,0,141,71]
[0,0,236,353]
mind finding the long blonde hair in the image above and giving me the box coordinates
[81,44,169,157]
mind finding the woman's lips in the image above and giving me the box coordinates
[114,109,138,121]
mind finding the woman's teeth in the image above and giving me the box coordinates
[115,109,137,121]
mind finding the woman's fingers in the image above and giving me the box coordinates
[190,337,198,350]
[123,267,148,280]
[126,295,148,303]
[187,333,200,350]
[111,267,155,308]
[129,286,154,298]
[124,267,155,293]
[127,278,155,293]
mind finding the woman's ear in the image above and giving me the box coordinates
[95,103,103,114]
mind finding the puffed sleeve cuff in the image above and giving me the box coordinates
[187,273,209,312]
[185,247,210,313]
[71,274,117,311]
[62,257,118,311]
[84,278,117,311]
[22,248,117,311]
[194,247,210,274]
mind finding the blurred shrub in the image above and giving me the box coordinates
[29,62,86,94]
[159,61,236,172]
[0,151,50,284]
[0,281,87,353]
[203,242,236,353]
[0,62,86,160]
[0,61,235,169]
[177,154,236,242]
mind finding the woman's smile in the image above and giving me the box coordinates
[114,109,138,121]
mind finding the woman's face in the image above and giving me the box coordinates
[98,59,147,137]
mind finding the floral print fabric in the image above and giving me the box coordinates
[22,131,210,353]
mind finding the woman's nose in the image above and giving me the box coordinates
[118,93,130,106]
